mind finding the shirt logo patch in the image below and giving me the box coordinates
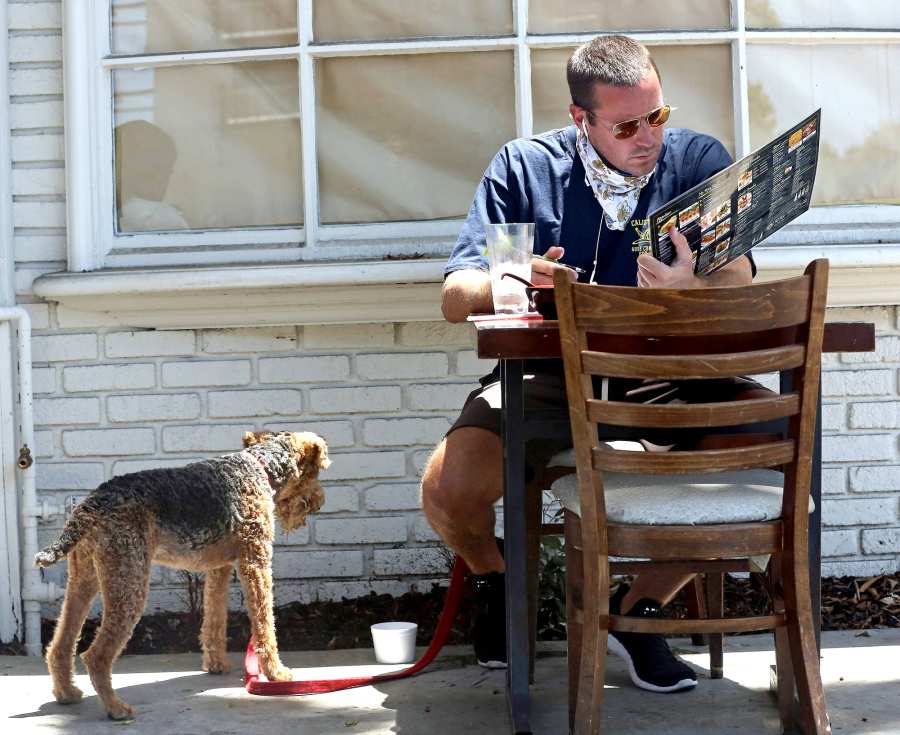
[631,218,651,256]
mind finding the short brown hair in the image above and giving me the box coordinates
[567,35,660,113]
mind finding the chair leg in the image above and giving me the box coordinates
[705,572,725,679]
[685,574,708,647]
[771,555,796,734]
[564,512,583,734]
[570,514,608,735]
[526,480,543,685]
[782,552,830,735]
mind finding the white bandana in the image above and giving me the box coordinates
[575,122,655,231]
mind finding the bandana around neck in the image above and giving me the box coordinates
[575,122,655,231]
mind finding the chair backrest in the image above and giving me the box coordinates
[552,260,829,537]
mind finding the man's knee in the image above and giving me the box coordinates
[421,428,502,519]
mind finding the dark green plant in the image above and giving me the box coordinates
[537,535,567,640]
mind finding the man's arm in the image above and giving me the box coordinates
[442,246,573,323]
[636,228,752,288]
[442,269,493,323]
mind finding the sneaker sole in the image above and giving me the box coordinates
[477,658,508,670]
[607,634,697,693]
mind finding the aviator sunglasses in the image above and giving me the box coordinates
[592,104,677,140]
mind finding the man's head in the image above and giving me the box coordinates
[567,35,669,177]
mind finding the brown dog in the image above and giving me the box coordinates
[35,431,329,719]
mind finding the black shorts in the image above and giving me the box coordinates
[448,370,771,477]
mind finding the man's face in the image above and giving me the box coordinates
[569,69,665,177]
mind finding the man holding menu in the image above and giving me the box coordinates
[421,35,764,691]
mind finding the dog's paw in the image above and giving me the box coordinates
[105,699,136,721]
[267,665,294,682]
[52,684,84,704]
[202,652,231,675]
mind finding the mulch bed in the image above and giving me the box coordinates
[1,573,897,657]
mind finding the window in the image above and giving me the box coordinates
[60,1,899,284]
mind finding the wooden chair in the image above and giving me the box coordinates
[525,467,724,682]
[550,261,831,735]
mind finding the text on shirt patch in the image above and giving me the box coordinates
[630,218,651,256]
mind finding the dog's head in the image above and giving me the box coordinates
[243,431,331,531]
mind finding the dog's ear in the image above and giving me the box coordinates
[290,432,331,474]
[243,431,270,448]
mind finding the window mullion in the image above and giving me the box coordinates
[101,46,301,69]
[731,0,750,157]
[526,31,739,48]
[513,0,532,139]
[299,0,318,253]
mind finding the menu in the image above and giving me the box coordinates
[649,109,821,276]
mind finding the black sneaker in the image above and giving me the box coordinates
[607,584,698,693]
[471,571,507,669]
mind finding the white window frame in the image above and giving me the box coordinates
[42,0,900,324]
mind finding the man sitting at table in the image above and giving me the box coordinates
[421,34,771,692]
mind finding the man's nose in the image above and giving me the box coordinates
[634,117,656,145]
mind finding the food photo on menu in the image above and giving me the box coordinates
[649,109,821,276]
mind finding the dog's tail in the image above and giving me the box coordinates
[34,500,93,567]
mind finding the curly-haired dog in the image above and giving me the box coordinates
[35,431,329,720]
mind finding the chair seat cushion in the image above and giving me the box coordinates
[549,462,814,525]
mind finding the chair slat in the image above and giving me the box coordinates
[592,440,794,473]
[606,520,783,559]
[581,344,805,379]
[609,613,785,635]
[586,394,800,428]
[573,276,812,335]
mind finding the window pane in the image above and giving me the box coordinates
[748,45,900,205]
[747,0,900,29]
[532,45,734,155]
[529,0,730,33]
[317,51,516,224]
[113,61,302,232]
[313,0,512,42]
[111,0,298,55]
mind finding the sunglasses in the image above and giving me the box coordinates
[592,104,676,140]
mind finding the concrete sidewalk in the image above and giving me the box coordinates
[3,629,899,734]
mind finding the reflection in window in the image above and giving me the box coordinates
[111,0,298,55]
[113,61,302,232]
[529,0,730,34]
[312,0,512,42]
[747,0,900,29]
[532,45,734,156]
[748,44,900,205]
[316,51,515,224]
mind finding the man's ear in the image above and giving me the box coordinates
[569,103,587,128]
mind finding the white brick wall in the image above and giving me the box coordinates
[8,1,900,612]
[22,308,900,612]
[816,312,900,576]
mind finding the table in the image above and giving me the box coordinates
[474,319,875,735]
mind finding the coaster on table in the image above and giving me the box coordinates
[466,313,543,323]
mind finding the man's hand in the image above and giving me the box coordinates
[636,229,702,288]
[531,245,577,286]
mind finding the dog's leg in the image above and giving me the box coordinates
[81,540,150,720]
[46,546,99,704]
[200,564,232,674]
[237,541,292,682]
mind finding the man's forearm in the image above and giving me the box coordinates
[442,269,493,323]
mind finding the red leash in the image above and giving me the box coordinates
[244,556,469,695]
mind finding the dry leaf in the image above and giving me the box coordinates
[859,576,880,595]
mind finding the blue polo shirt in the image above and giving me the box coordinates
[446,125,753,284]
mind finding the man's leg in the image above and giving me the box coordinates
[421,426,504,575]
[422,425,508,668]
[621,574,696,613]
